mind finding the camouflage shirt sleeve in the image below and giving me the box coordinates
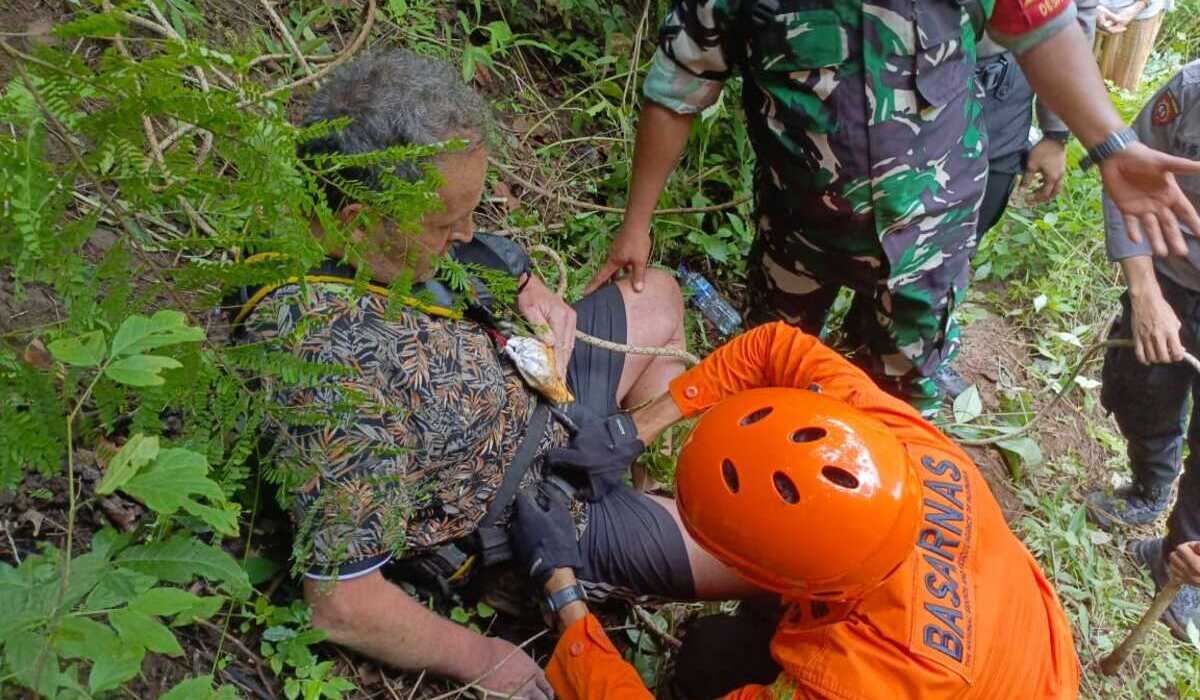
[987,0,1077,55]
[643,0,742,115]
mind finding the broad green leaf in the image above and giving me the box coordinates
[5,630,59,697]
[161,676,239,700]
[86,568,157,610]
[119,448,237,535]
[951,385,983,424]
[54,616,116,661]
[89,527,135,560]
[87,643,144,694]
[129,587,207,616]
[167,595,224,626]
[96,433,159,496]
[117,536,250,598]
[996,435,1044,480]
[109,608,183,656]
[109,310,204,359]
[242,556,279,586]
[47,331,106,367]
[103,354,182,386]
[62,550,109,609]
[0,555,60,637]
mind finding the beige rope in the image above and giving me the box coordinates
[959,338,1200,447]
[529,244,700,366]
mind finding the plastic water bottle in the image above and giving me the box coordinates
[678,264,742,336]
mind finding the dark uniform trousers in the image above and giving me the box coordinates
[1102,271,1200,556]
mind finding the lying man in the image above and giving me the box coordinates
[1089,60,1200,639]
[513,322,1081,699]
[236,49,758,698]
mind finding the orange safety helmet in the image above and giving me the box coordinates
[676,387,921,600]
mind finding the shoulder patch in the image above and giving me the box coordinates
[1152,90,1181,127]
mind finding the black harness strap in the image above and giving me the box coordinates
[473,401,551,567]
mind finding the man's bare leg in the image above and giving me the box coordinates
[646,494,767,599]
[611,270,688,409]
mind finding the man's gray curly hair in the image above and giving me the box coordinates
[300,48,491,208]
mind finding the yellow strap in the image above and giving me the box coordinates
[447,554,476,585]
[233,255,462,326]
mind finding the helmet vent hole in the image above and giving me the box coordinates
[822,466,860,490]
[790,427,827,443]
[740,406,774,426]
[772,471,799,504]
[721,459,740,494]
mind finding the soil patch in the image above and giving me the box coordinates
[954,305,1118,519]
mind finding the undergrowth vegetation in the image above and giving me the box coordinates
[0,0,1198,697]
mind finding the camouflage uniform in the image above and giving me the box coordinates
[646,0,1075,412]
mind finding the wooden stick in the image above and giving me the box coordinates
[1099,579,1182,676]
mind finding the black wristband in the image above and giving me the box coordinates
[517,272,533,295]
[1042,130,1070,145]
[545,582,587,613]
[1080,127,1139,170]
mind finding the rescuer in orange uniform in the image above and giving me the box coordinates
[510,322,1080,699]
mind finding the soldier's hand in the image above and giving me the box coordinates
[1130,285,1185,365]
[1099,142,1200,257]
[1023,138,1067,204]
[584,221,652,294]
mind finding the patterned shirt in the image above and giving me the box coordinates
[240,282,568,574]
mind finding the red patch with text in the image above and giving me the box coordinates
[989,0,1069,37]
[1152,91,1181,126]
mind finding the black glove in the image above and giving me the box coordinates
[510,491,582,586]
[547,412,645,502]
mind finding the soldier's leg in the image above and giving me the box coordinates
[854,250,969,415]
[746,221,840,332]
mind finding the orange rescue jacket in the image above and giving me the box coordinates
[546,323,1080,700]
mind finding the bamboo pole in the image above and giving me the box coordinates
[1093,11,1166,92]
[1099,579,1182,676]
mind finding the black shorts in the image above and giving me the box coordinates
[565,284,695,601]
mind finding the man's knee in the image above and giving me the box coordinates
[619,268,685,335]
[641,268,685,317]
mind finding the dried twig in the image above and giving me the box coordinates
[260,0,313,76]
[632,605,682,649]
[158,0,376,152]
[492,159,749,216]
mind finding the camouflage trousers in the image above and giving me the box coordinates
[746,201,975,415]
